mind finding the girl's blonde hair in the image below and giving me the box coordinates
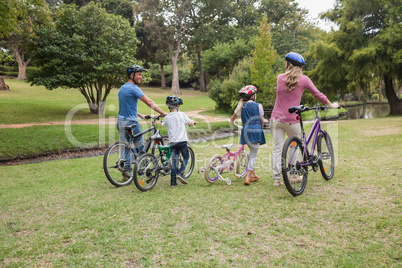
[236,99,244,115]
[284,63,303,91]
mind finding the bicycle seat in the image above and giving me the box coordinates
[151,130,162,140]
[221,144,234,149]
[124,123,138,130]
[288,105,304,114]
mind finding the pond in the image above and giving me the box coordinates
[340,104,390,120]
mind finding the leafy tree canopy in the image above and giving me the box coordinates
[29,2,139,114]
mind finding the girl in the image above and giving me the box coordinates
[230,85,266,185]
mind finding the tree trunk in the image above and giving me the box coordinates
[0,78,10,91]
[160,63,166,89]
[197,50,206,92]
[170,43,181,95]
[378,78,382,102]
[12,46,30,80]
[384,75,402,115]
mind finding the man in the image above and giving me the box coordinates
[117,64,167,179]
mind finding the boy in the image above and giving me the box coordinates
[161,95,195,187]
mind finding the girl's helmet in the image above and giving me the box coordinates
[285,52,305,67]
[166,95,183,106]
[126,64,145,79]
[238,85,257,98]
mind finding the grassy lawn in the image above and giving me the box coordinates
[0,117,401,266]
[0,79,215,124]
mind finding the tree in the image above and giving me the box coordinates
[0,0,51,79]
[202,38,255,79]
[249,16,278,108]
[29,3,138,115]
[309,0,402,114]
[136,0,193,95]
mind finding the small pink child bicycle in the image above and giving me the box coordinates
[198,124,249,185]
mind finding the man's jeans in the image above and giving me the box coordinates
[117,119,145,173]
[170,141,189,185]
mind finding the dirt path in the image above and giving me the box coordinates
[0,109,230,129]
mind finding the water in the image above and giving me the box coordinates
[340,104,390,120]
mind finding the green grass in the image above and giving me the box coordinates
[0,79,215,124]
[1,117,401,266]
[0,121,232,161]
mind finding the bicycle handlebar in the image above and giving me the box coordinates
[288,105,341,115]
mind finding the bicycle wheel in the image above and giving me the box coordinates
[181,146,195,179]
[235,150,249,178]
[317,132,335,180]
[282,136,308,196]
[204,154,223,183]
[103,141,136,187]
[133,153,159,192]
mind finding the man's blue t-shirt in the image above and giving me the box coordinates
[118,82,145,121]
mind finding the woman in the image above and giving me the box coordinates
[270,52,339,186]
[230,85,266,185]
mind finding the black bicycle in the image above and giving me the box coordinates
[134,138,195,191]
[103,115,168,187]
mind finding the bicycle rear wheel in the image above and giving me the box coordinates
[282,136,308,196]
[133,153,159,192]
[204,154,223,183]
[103,141,136,187]
[317,132,335,180]
[235,150,248,178]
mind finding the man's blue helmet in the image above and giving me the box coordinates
[285,52,305,67]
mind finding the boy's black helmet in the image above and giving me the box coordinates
[285,52,305,67]
[127,64,145,79]
[166,95,183,106]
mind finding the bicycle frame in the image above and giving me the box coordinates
[296,106,330,169]
[219,144,245,173]
[126,116,161,153]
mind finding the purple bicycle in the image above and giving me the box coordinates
[282,105,338,196]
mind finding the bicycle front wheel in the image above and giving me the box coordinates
[182,146,195,179]
[282,136,308,196]
[133,153,159,191]
[103,141,136,187]
[235,150,248,178]
[317,132,335,180]
[204,154,223,183]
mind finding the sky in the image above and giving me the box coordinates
[296,0,338,31]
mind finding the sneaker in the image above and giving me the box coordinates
[176,173,188,185]
[273,180,283,186]
[290,174,303,183]
[170,183,179,188]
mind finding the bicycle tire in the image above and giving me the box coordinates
[235,150,249,178]
[204,154,223,183]
[133,153,159,192]
[103,141,136,187]
[182,146,195,179]
[282,136,308,196]
[317,132,335,180]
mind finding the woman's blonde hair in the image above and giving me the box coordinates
[284,63,303,91]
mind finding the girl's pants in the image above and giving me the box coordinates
[246,143,260,171]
